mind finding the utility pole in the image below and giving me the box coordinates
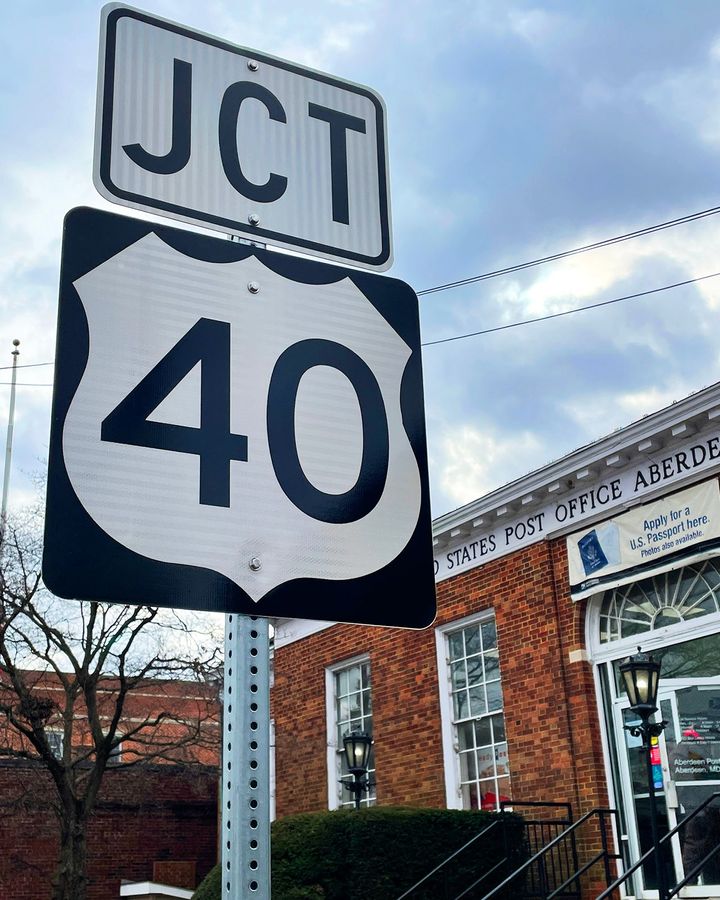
[1,339,21,535]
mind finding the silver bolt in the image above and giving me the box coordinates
[249,557,262,571]
[248,213,260,226]
[247,281,260,294]
[247,59,259,72]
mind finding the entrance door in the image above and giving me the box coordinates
[615,683,720,897]
[659,685,720,892]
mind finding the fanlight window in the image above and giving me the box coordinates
[599,559,720,643]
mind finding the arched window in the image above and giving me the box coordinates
[599,558,720,644]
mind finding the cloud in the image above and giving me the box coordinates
[436,423,544,509]
[641,33,720,148]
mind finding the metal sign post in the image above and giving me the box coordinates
[223,614,271,899]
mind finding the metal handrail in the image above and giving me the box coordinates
[596,791,720,900]
[481,808,621,900]
[394,820,500,899]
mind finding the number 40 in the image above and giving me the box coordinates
[101,317,390,524]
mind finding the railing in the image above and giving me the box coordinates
[596,790,720,900]
[395,802,621,900]
[500,801,578,899]
[395,819,504,900]
[482,808,621,900]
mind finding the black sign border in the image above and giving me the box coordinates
[43,207,434,628]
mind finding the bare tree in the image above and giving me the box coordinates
[0,507,222,900]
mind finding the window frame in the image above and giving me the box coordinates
[325,653,374,810]
[435,611,510,811]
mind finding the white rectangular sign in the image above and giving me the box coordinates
[94,4,392,270]
[566,480,720,600]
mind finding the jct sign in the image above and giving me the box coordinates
[94,4,392,269]
[43,208,434,627]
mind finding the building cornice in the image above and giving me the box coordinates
[433,381,720,544]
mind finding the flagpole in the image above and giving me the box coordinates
[1,339,21,534]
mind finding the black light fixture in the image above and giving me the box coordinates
[620,648,668,900]
[620,649,661,720]
[341,730,372,810]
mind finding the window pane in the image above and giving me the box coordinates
[481,620,497,650]
[453,689,468,720]
[450,660,467,690]
[475,717,491,747]
[350,667,362,693]
[458,721,475,750]
[466,656,483,687]
[462,781,479,810]
[361,662,371,686]
[487,680,502,712]
[484,652,499,678]
[459,749,477,781]
[492,713,506,742]
[448,631,464,661]
[464,626,481,655]
[495,743,509,775]
[469,685,486,717]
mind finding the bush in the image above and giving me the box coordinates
[194,806,526,900]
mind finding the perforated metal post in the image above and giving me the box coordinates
[222,614,271,899]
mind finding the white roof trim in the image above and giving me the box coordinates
[433,381,720,540]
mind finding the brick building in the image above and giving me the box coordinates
[272,381,720,898]
[0,673,220,898]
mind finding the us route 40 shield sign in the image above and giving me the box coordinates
[43,208,435,627]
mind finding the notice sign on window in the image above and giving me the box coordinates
[567,480,720,600]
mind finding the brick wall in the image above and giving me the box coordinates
[0,760,218,900]
[272,534,608,820]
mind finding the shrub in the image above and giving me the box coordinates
[194,806,526,900]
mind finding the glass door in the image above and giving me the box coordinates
[614,683,720,897]
[615,701,677,896]
[659,684,720,892]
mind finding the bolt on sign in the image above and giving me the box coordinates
[93,3,392,270]
[42,207,435,628]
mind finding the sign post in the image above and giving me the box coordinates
[223,615,271,899]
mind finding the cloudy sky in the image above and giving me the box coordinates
[3,0,720,522]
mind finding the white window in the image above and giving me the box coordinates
[436,613,511,811]
[46,729,64,760]
[325,656,376,809]
[105,732,123,764]
[599,559,720,644]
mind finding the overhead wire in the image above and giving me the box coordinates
[2,203,720,370]
[421,270,720,347]
[416,203,720,296]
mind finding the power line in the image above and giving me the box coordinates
[0,269,716,366]
[421,270,720,347]
[417,204,720,297]
[0,362,53,371]
[4,206,720,367]
[0,382,53,387]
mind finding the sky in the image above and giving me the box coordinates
[3,0,720,523]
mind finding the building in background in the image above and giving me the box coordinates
[0,674,220,899]
[272,381,720,898]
